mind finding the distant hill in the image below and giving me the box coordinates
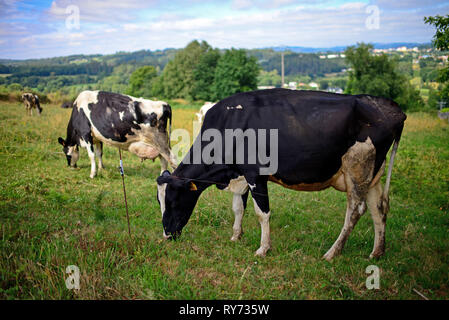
[269,42,431,53]
[0,42,433,94]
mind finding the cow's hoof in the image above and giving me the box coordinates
[230,231,243,242]
[255,247,269,257]
[323,250,336,262]
[90,174,96,179]
[369,251,384,259]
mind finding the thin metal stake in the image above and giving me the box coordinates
[119,148,131,237]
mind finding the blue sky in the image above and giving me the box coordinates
[0,0,447,59]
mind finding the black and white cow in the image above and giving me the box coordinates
[58,90,177,178]
[156,89,406,260]
[60,101,73,109]
[22,93,42,115]
[195,101,215,125]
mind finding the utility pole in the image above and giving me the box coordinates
[281,51,285,88]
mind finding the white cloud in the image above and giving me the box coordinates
[47,0,157,23]
[231,0,253,10]
[0,0,444,59]
[339,2,367,10]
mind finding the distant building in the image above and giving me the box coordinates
[288,82,297,89]
[257,85,275,90]
[308,82,319,89]
[327,87,343,94]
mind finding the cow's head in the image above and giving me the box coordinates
[156,170,199,240]
[58,137,79,168]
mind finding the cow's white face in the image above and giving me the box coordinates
[156,182,170,239]
[59,137,79,167]
[66,146,79,167]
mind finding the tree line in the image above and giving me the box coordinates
[126,40,260,101]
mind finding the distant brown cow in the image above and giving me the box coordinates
[22,93,42,115]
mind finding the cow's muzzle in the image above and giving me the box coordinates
[163,230,181,241]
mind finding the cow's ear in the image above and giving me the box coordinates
[157,170,171,185]
[58,137,65,146]
[175,179,196,191]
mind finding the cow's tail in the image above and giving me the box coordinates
[167,104,172,148]
[382,123,404,213]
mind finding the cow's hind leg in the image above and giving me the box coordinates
[323,187,367,261]
[231,190,249,241]
[247,178,271,257]
[323,138,376,261]
[367,181,388,259]
[94,141,104,170]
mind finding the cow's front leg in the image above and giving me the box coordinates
[248,179,271,257]
[159,156,168,174]
[166,149,178,170]
[231,190,249,241]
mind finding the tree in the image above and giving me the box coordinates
[319,80,329,90]
[126,65,157,98]
[425,14,449,105]
[191,48,220,101]
[159,40,213,99]
[345,43,423,111]
[258,70,282,87]
[8,83,22,91]
[0,64,9,74]
[212,49,260,100]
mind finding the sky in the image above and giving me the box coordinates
[0,0,447,59]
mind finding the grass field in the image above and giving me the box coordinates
[0,102,448,300]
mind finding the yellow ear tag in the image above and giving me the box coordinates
[190,182,197,191]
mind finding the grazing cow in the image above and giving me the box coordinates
[58,90,177,178]
[60,102,73,109]
[195,102,216,125]
[22,93,42,115]
[156,89,406,260]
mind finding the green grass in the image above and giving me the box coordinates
[0,102,448,300]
